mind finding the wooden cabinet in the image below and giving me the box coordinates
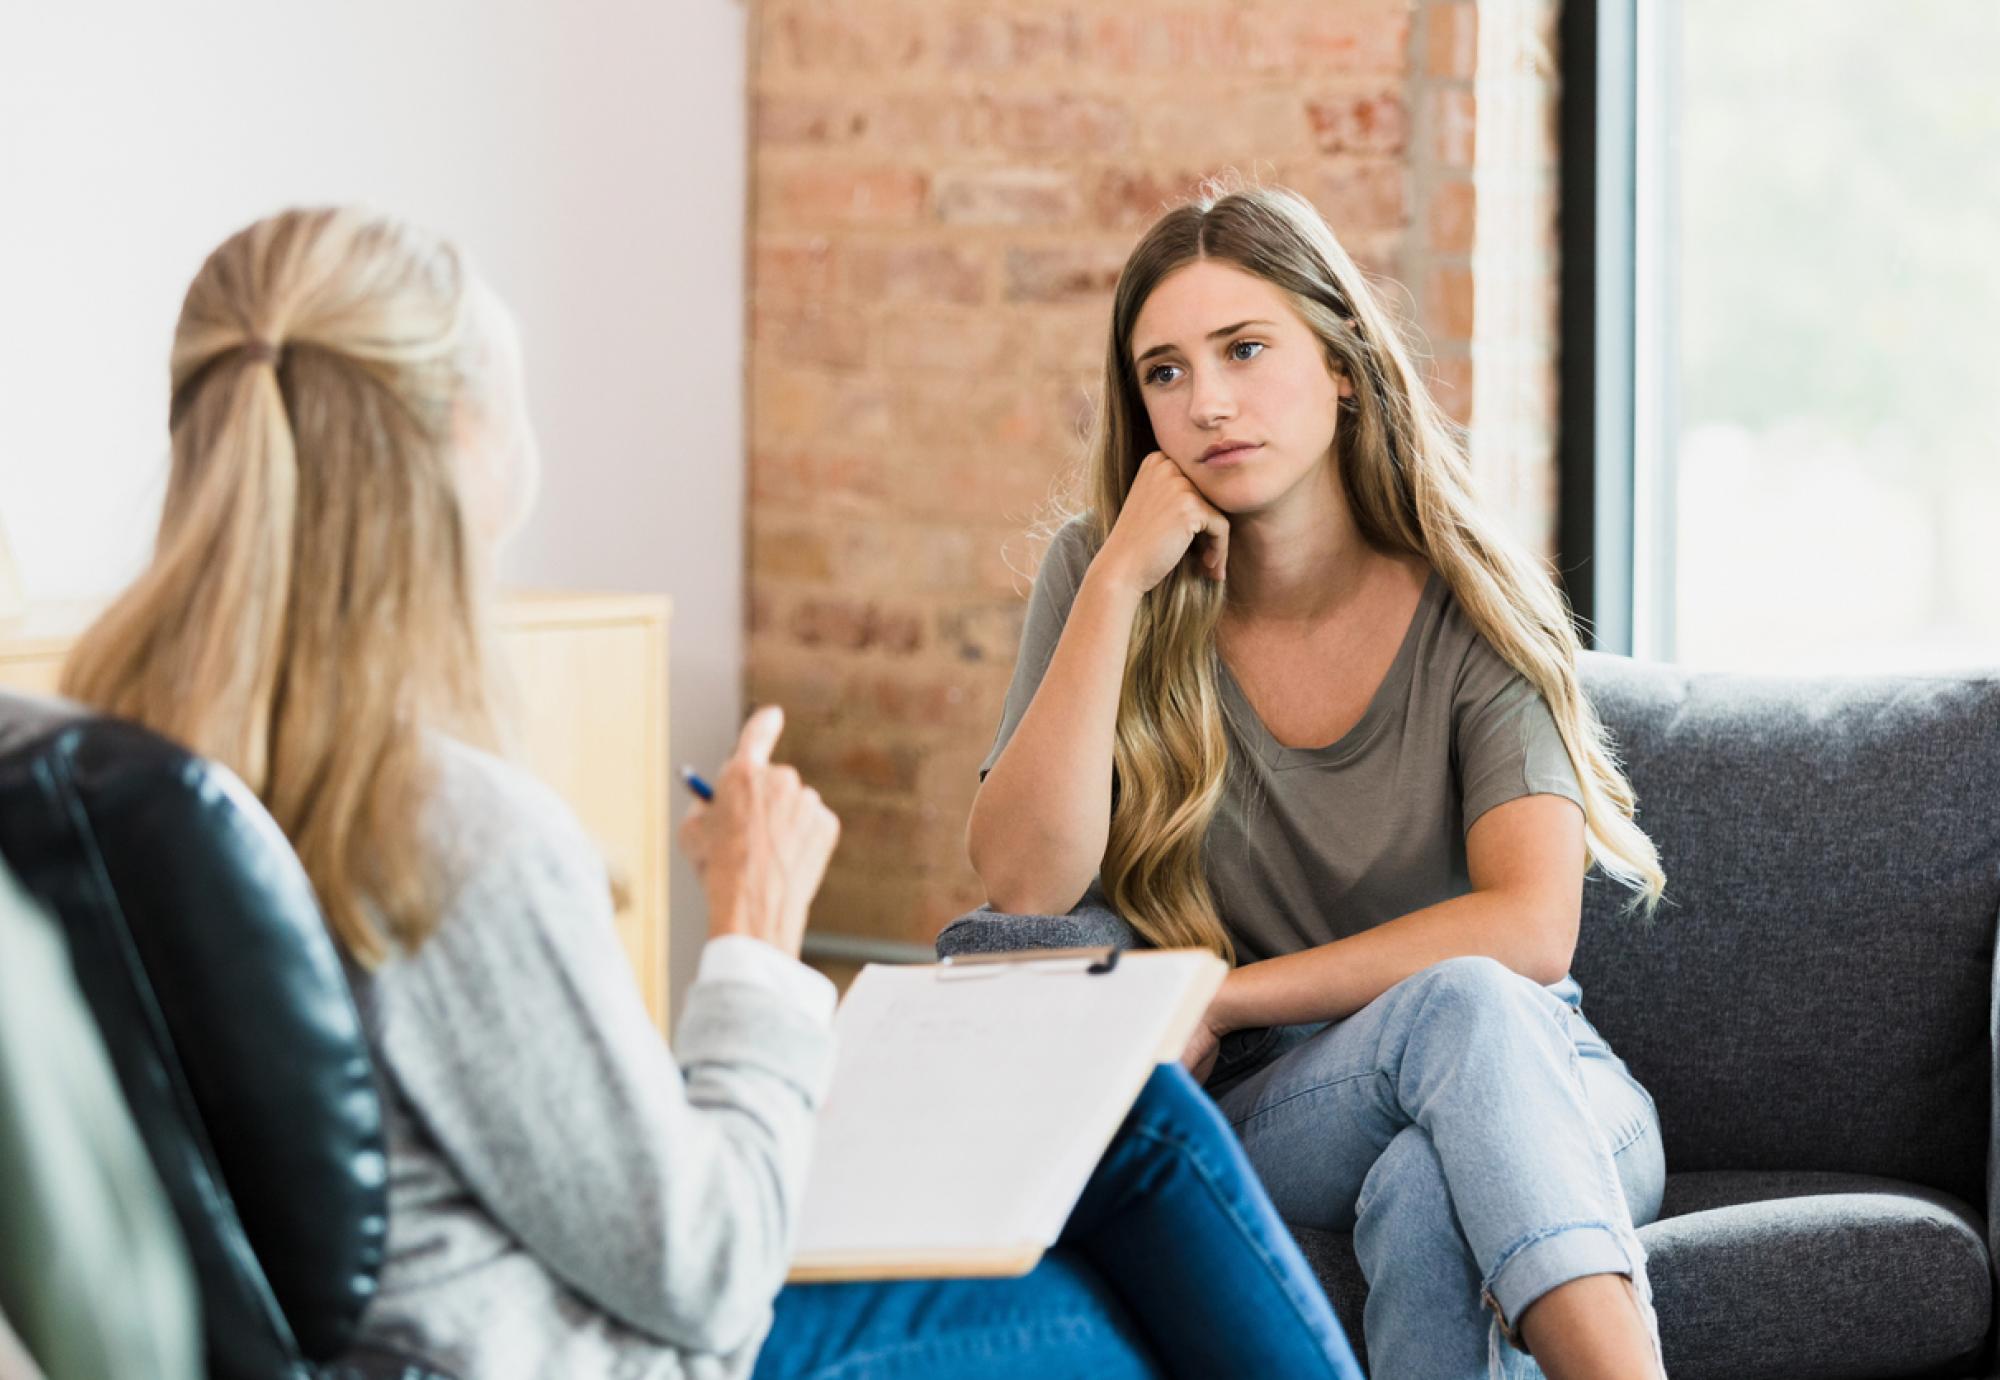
[0,593,672,1030]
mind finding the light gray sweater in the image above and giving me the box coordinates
[351,738,834,1379]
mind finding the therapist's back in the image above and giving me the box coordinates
[61,206,844,1378]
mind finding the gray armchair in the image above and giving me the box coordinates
[938,651,2000,1380]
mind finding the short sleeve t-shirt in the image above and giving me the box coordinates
[980,517,1585,965]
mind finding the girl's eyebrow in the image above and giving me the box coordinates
[1133,319,1277,366]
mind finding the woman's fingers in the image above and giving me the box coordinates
[734,705,785,767]
[1202,510,1229,579]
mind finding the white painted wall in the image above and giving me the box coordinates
[0,1,745,1014]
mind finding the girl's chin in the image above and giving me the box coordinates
[1191,471,1286,516]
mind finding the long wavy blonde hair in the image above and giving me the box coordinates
[1086,184,1665,962]
[62,207,504,969]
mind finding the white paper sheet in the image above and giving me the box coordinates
[791,949,1225,1274]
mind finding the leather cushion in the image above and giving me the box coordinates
[0,694,386,1371]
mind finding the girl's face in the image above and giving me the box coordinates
[1128,259,1352,517]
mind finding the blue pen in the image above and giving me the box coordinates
[679,766,715,802]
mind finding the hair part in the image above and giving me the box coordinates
[62,207,503,969]
[1082,182,1666,963]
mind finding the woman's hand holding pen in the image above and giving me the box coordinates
[678,706,841,959]
[1095,450,1231,597]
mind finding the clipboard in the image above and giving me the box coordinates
[787,947,1226,1282]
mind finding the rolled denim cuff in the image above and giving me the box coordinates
[1481,1220,1641,1343]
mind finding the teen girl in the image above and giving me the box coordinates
[969,184,1668,1380]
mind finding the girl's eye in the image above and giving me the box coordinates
[1229,339,1266,362]
[1144,363,1183,386]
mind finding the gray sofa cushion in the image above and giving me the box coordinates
[1644,1171,1988,1379]
[1570,654,2000,1210]
[1293,1168,1990,1380]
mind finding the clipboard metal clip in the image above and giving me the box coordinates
[936,946,1122,980]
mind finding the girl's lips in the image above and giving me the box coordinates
[1200,444,1261,467]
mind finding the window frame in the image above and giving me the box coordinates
[1557,0,1678,660]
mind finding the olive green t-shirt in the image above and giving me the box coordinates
[980,518,1585,964]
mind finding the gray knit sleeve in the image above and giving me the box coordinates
[370,741,831,1357]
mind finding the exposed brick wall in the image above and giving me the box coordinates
[744,0,1560,950]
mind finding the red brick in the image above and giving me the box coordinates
[1305,90,1409,156]
[750,367,897,448]
[860,93,1131,156]
[840,243,987,305]
[942,11,1078,69]
[749,519,834,582]
[1291,160,1409,234]
[750,449,897,512]
[816,793,951,869]
[872,305,1020,375]
[1078,11,1257,72]
[917,743,999,817]
[1342,230,1404,283]
[762,3,931,72]
[1020,302,1114,375]
[935,602,1027,666]
[750,305,866,371]
[760,165,929,229]
[806,869,940,947]
[752,239,837,304]
[934,168,1081,227]
[1250,8,1409,75]
[894,378,1051,454]
[1131,91,1305,160]
[986,94,1131,155]
[885,442,1071,523]
[1088,167,1219,231]
[867,93,985,149]
[784,595,926,656]
[835,518,982,593]
[848,665,995,732]
[832,741,926,793]
[1427,264,1477,340]
[1003,244,1129,303]
[748,585,776,637]
[1429,351,1475,427]
[1428,178,1477,254]
[1426,2,1479,79]
[755,93,870,146]
[1432,88,1478,169]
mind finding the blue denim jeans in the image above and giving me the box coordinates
[1206,956,1666,1380]
[753,1063,1362,1380]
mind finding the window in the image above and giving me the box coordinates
[1561,1,2000,672]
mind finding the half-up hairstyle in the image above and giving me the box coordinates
[1087,183,1666,962]
[62,207,502,968]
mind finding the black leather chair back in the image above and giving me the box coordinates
[0,694,388,1379]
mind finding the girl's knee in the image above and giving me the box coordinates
[1403,955,1558,1024]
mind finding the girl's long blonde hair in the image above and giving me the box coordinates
[1088,184,1665,963]
[62,207,502,969]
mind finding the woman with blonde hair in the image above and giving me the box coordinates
[968,184,1669,1379]
[64,205,1365,1379]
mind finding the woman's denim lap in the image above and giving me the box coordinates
[755,1064,1363,1380]
[1208,957,1665,1379]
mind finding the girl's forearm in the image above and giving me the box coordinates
[966,563,1142,915]
[1213,890,1576,1030]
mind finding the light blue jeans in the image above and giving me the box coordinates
[1206,956,1666,1379]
